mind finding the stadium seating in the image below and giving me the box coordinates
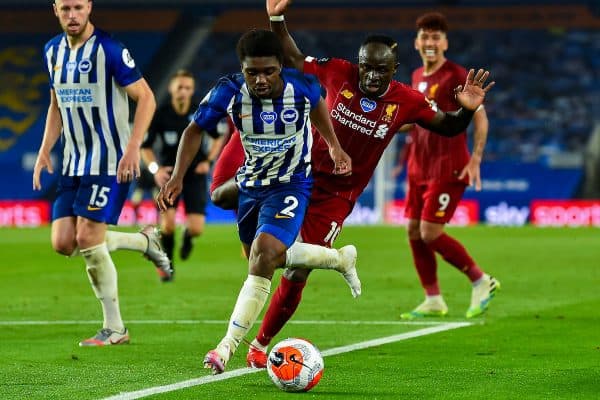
[190,28,599,165]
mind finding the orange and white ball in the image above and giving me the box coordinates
[266,338,324,392]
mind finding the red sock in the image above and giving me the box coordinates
[427,233,483,282]
[409,239,440,295]
[256,276,306,347]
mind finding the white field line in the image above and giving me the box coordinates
[101,321,473,400]
[0,319,475,326]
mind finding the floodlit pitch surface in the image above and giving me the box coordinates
[1,225,598,399]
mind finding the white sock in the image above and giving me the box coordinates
[81,242,124,332]
[426,294,443,302]
[70,231,148,256]
[220,275,271,356]
[285,242,339,269]
[105,230,147,253]
[472,274,488,287]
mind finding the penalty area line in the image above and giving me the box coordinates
[101,321,473,400]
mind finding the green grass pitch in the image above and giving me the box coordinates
[1,225,599,399]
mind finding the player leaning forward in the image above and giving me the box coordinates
[156,29,353,374]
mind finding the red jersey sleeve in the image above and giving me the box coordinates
[407,88,437,126]
[303,57,353,88]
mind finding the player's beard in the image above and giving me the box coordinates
[64,18,89,39]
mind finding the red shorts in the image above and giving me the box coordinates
[300,187,355,248]
[210,129,244,194]
[404,180,467,224]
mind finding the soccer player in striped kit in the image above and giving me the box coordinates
[156,29,352,374]
[233,0,495,368]
[32,0,172,346]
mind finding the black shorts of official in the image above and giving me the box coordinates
[169,172,208,215]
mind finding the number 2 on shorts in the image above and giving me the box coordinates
[278,195,299,218]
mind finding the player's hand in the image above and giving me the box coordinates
[455,69,495,111]
[117,147,141,183]
[266,0,291,16]
[154,166,173,187]
[329,146,352,176]
[194,161,210,175]
[458,155,482,191]
[32,151,54,191]
[156,176,183,212]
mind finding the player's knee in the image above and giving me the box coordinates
[249,243,286,278]
[211,189,230,209]
[161,220,176,235]
[52,237,77,256]
[407,225,421,240]
[186,226,203,237]
[211,181,238,210]
[420,230,441,244]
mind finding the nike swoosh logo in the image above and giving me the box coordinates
[275,213,292,219]
[239,113,252,119]
[87,206,102,211]
[232,320,247,329]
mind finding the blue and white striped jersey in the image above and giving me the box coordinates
[192,68,321,188]
[44,28,142,176]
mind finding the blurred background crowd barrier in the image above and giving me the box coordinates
[1,0,598,227]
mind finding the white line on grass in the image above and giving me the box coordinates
[0,319,475,326]
[101,321,473,400]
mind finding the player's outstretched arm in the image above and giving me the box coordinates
[267,0,305,71]
[421,68,494,137]
[310,98,352,176]
[156,121,204,211]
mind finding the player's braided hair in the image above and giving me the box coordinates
[416,12,449,33]
[236,29,284,64]
[361,35,399,63]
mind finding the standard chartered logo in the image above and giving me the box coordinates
[330,101,389,138]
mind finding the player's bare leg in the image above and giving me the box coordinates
[204,234,281,374]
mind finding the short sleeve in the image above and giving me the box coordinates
[410,89,438,125]
[303,57,352,93]
[103,37,143,88]
[192,78,235,135]
[304,73,322,109]
[43,41,55,90]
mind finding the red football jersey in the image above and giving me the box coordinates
[407,60,470,184]
[304,57,436,201]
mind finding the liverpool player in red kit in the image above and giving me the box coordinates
[211,0,495,368]
[400,12,500,320]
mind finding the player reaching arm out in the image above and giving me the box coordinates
[267,0,494,139]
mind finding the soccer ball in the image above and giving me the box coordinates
[266,338,324,392]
